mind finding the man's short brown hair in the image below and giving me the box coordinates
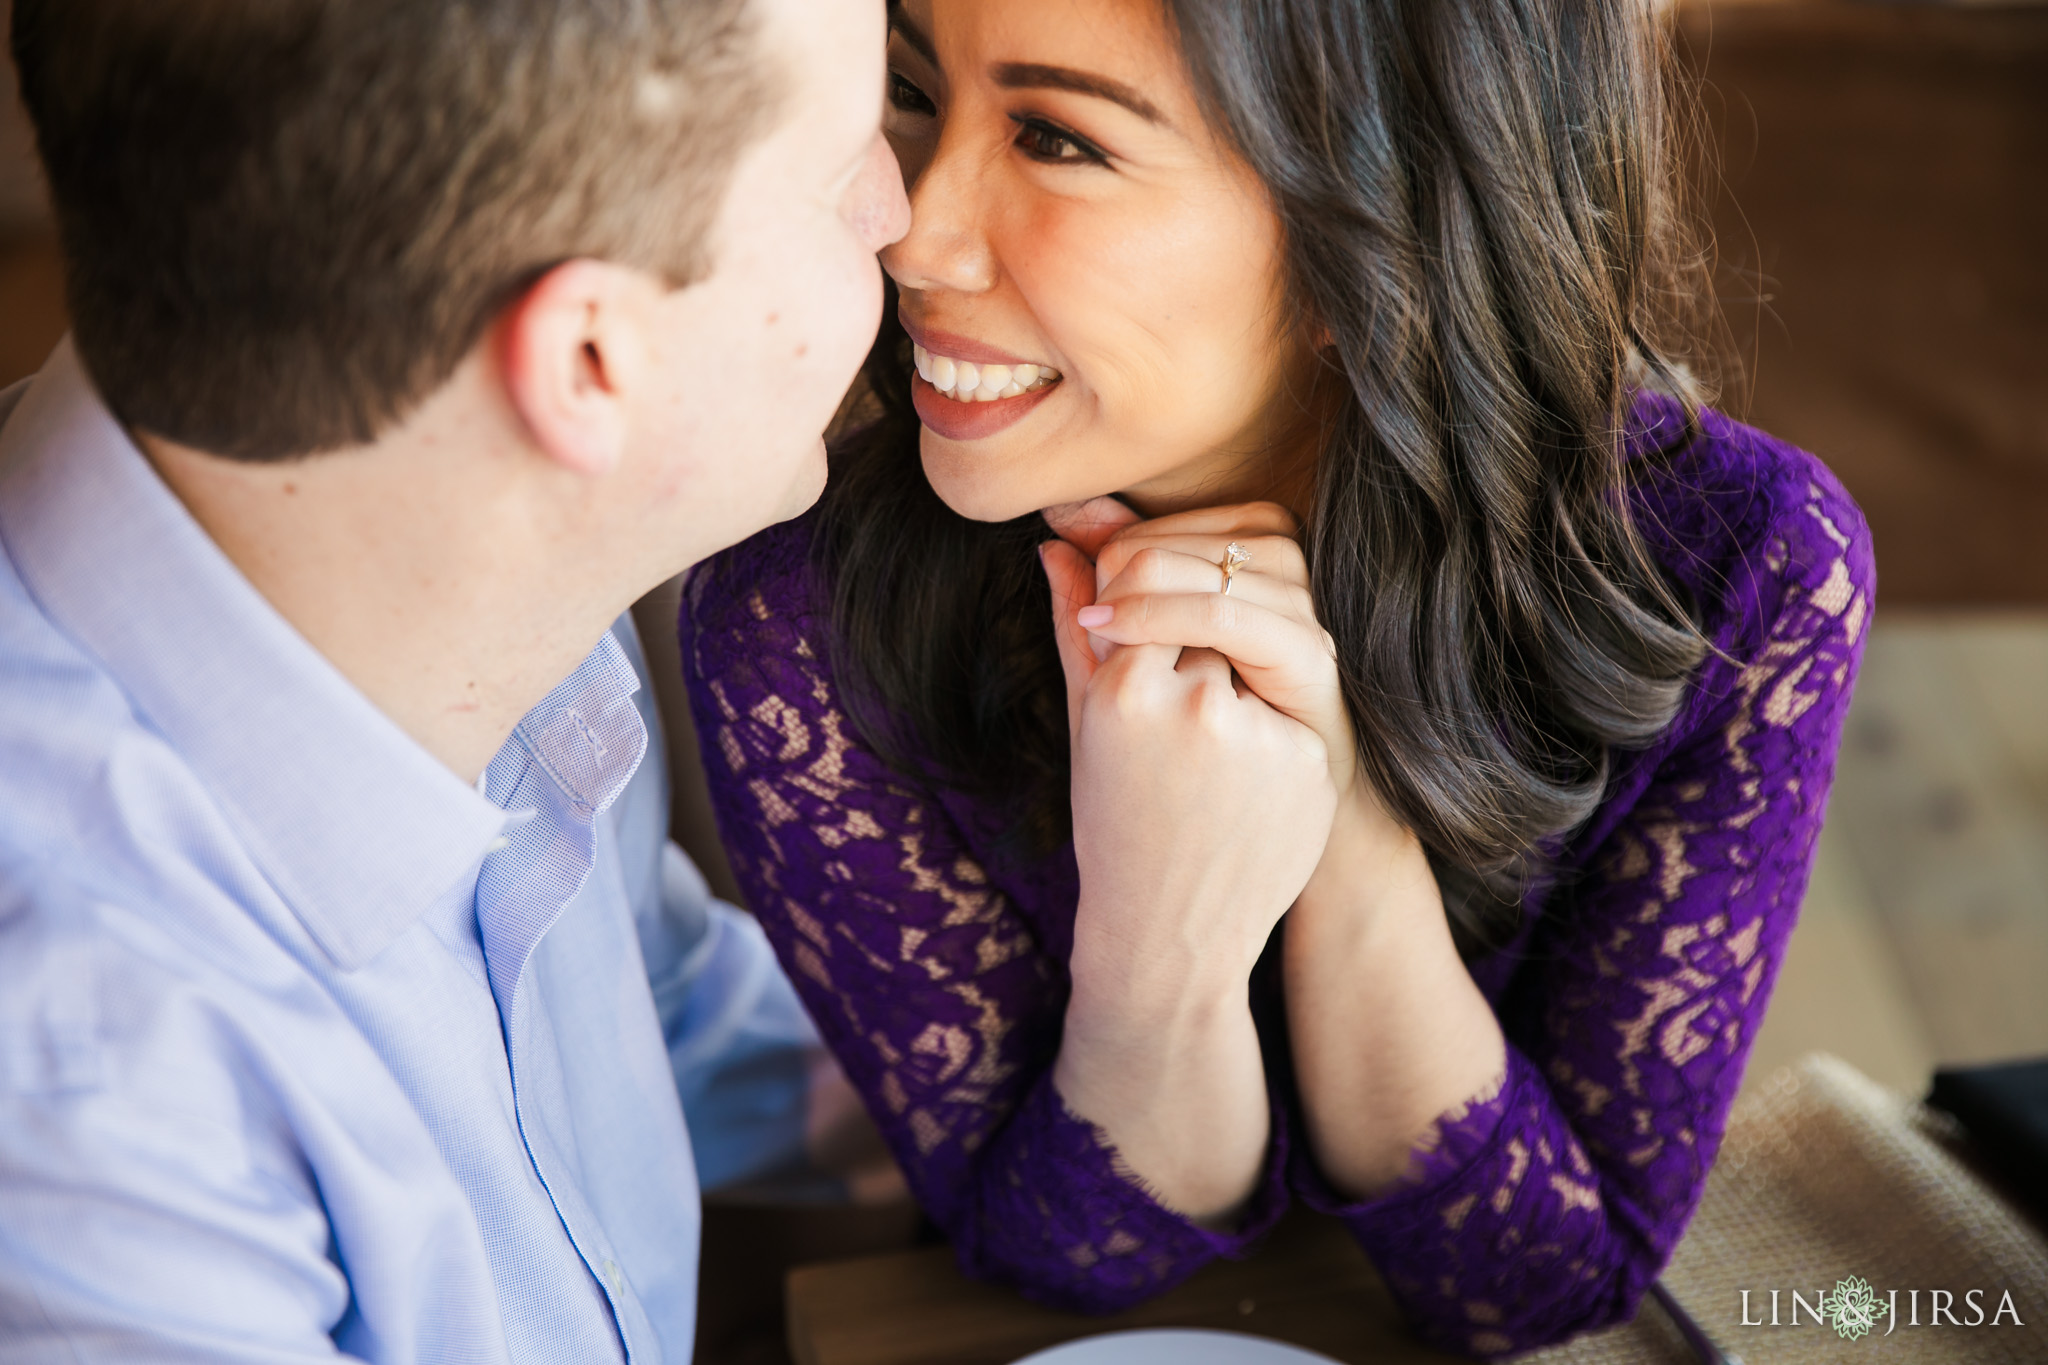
[11,0,776,460]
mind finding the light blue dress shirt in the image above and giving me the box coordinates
[0,342,820,1363]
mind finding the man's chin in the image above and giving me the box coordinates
[770,438,831,522]
[693,440,830,566]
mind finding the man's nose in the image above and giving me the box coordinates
[846,133,911,253]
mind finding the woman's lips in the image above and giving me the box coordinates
[899,317,1039,369]
[911,371,1060,442]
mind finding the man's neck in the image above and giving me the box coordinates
[138,373,641,784]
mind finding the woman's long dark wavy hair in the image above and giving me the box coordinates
[814,0,1717,958]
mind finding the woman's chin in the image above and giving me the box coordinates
[918,435,1057,525]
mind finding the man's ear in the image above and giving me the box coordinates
[500,259,648,477]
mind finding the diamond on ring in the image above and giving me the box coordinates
[1220,541,1251,595]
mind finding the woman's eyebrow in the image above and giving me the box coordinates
[887,9,1167,129]
[891,11,938,66]
[991,62,1165,126]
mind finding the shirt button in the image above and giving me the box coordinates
[602,1258,625,1295]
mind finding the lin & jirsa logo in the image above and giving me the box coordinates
[1738,1275,2027,1341]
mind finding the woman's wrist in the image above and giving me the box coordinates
[1282,790,1508,1199]
[1059,976,1256,1089]
[1294,782,1432,941]
[1056,953,1270,1225]
[1065,905,1255,1037]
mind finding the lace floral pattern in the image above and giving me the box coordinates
[681,396,1872,1352]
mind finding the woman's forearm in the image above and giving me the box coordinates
[1286,797,1507,1198]
[1054,919,1272,1227]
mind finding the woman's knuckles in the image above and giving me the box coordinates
[1086,666,1174,723]
[1245,534,1307,581]
[1185,680,1243,734]
[1121,545,1178,592]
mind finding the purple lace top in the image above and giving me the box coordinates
[679,396,1874,1356]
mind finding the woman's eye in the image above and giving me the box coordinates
[1011,117,1107,166]
[887,71,937,118]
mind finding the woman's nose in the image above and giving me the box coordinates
[880,130,998,296]
[844,133,911,254]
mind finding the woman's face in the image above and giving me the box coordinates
[882,0,1323,523]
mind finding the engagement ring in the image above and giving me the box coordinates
[1220,541,1251,595]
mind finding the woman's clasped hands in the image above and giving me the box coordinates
[1040,497,1504,1214]
[1038,495,1362,981]
[1035,494,1383,1224]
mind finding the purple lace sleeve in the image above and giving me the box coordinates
[679,521,1290,1313]
[1297,466,1875,1356]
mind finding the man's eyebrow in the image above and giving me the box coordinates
[890,10,938,67]
[991,63,1165,125]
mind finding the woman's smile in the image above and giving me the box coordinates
[909,365,1063,441]
[912,349,1059,402]
[900,313,1066,440]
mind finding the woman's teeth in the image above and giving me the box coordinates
[913,343,1060,402]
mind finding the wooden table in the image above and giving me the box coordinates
[783,1055,2048,1365]
[785,1210,1468,1365]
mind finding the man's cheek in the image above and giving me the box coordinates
[795,224,874,331]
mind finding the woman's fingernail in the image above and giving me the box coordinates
[1077,605,1114,628]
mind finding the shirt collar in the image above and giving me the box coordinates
[0,339,511,969]
[503,631,648,822]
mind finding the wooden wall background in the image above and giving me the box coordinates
[1679,3,2048,606]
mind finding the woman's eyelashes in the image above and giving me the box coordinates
[881,62,1109,169]
[887,70,937,118]
[1010,116,1109,166]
